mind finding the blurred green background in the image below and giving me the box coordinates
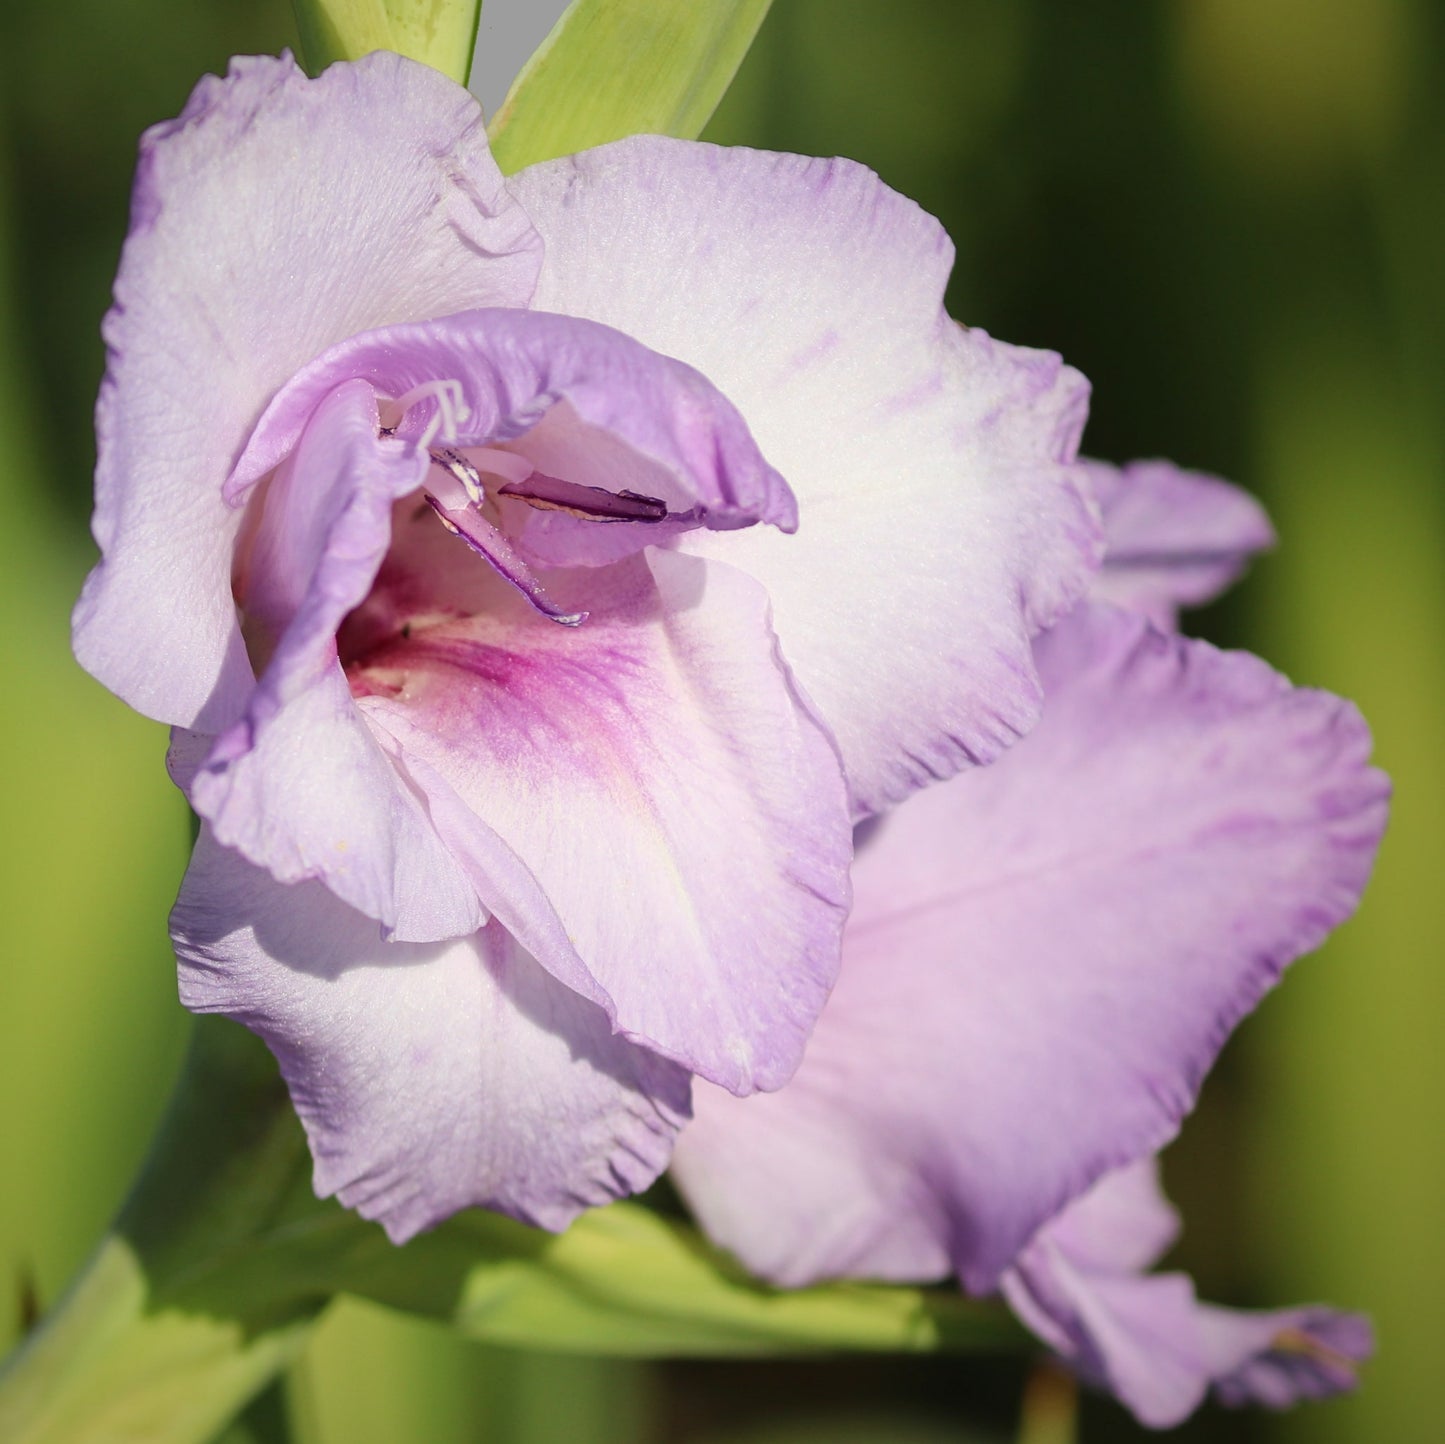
[1,1,1440,1440]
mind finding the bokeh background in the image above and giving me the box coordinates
[1,1,1440,1440]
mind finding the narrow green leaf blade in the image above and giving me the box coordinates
[215,1204,1024,1358]
[290,0,481,82]
[0,1237,312,1444]
[290,0,393,73]
[142,1189,1023,1363]
[383,0,481,83]
[441,1204,1025,1357]
[487,0,774,173]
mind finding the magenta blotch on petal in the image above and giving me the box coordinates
[356,549,852,1095]
[510,138,1103,815]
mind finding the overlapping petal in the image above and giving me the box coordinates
[172,828,691,1241]
[509,138,1101,815]
[671,602,1387,1291]
[191,303,819,955]
[73,51,542,731]
[355,546,852,1094]
[78,50,1374,1334]
[1087,458,1275,628]
[185,380,482,941]
[177,298,852,1091]
[999,1162,1371,1427]
[230,308,796,538]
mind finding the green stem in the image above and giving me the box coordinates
[1016,1358,1079,1444]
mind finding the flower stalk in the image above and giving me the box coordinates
[1016,1360,1079,1444]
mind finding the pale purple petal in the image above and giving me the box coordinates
[351,544,852,1095]
[672,602,1386,1291]
[1026,1153,1180,1276]
[509,137,1101,815]
[1002,1238,1209,1427]
[1088,458,1275,629]
[172,828,690,1241]
[73,51,541,731]
[186,380,483,941]
[1202,1304,1372,1409]
[999,1159,1195,1406]
[229,309,796,544]
[999,1162,1370,1426]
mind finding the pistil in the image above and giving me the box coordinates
[423,450,587,627]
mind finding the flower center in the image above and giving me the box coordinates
[334,394,682,697]
[421,446,591,628]
[377,383,671,631]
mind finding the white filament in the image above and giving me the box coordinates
[382,379,471,449]
[469,447,534,488]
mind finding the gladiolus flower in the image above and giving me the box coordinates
[73,53,1099,1239]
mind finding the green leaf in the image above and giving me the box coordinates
[0,1022,326,1444]
[0,1022,1021,1443]
[441,1204,1023,1357]
[0,1236,310,1444]
[184,1201,1023,1360]
[487,0,774,173]
[382,0,481,82]
[289,0,481,82]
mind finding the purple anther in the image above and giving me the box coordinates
[499,472,669,523]
[431,447,487,506]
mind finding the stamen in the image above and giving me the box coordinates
[1268,1328,1360,1378]
[431,448,487,507]
[469,447,535,488]
[380,379,471,448]
[499,471,669,523]
[427,446,537,509]
[424,493,587,627]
